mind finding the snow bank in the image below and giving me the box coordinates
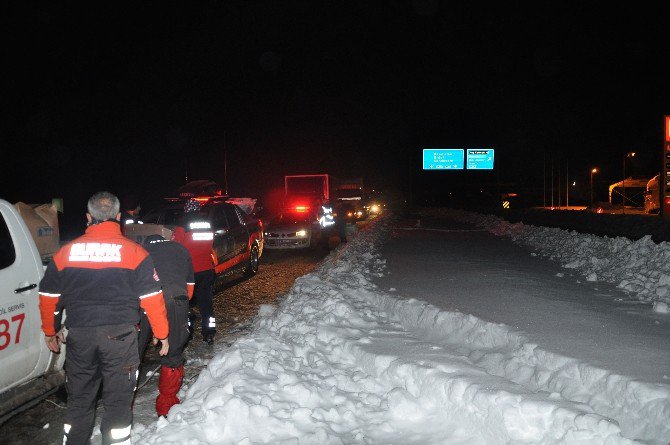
[435,209,670,306]
[134,213,668,444]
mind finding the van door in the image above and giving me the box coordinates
[0,202,43,391]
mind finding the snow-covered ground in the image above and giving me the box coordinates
[444,208,670,309]
[133,209,670,444]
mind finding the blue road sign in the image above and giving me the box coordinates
[466,149,495,170]
[422,149,464,170]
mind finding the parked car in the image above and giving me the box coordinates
[264,211,320,250]
[125,196,264,277]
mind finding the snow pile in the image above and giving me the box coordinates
[489,208,670,243]
[439,209,670,306]
[132,214,665,444]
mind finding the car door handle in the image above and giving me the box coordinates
[15,283,37,294]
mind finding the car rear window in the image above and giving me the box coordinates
[144,207,197,225]
[144,201,252,227]
[162,208,187,225]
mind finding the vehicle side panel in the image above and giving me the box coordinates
[0,199,65,421]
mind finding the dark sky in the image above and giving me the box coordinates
[4,1,670,210]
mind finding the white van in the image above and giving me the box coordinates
[0,199,65,424]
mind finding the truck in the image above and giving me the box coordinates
[0,199,66,424]
[333,177,366,221]
[644,175,660,214]
[283,174,332,221]
[642,174,670,215]
[284,174,331,202]
[279,174,336,240]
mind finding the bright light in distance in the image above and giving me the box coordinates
[370,204,380,213]
[295,230,308,237]
[192,232,214,241]
[591,168,598,174]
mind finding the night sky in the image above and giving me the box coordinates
[5,2,669,217]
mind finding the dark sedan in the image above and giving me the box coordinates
[126,196,264,277]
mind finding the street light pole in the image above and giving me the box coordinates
[551,158,554,208]
[590,168,598,207]
[622,152,636,215]
[623,157,626,214]
[566,160,569,208]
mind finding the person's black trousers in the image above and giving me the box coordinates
[63,324,139,445]
[192,269,216,336]
[138,295,190,368]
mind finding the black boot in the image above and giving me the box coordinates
[203,333,214,345]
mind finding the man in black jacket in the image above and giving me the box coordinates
[138,234,194,417]
[39,191,169,445]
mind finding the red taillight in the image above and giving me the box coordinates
[294,206,310,212]
[194,197,210,204]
